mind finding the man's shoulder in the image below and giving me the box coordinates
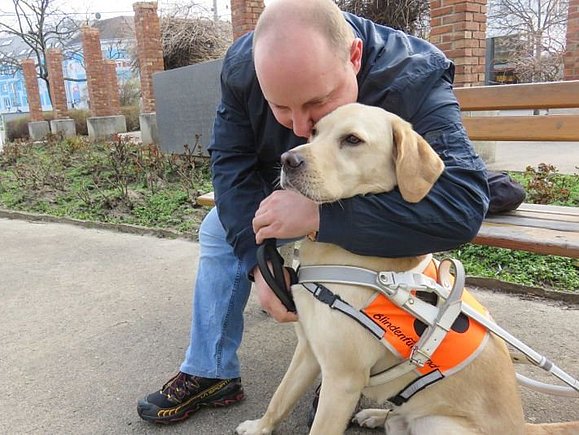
[221,32,255,86]
[344,12,447,66]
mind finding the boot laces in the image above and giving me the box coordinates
[161,372,200,402]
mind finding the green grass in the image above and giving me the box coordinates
[448,245,579,291]
[0,137,210,238]
[0,138,577,291]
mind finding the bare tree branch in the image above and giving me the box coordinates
[0,0,80,101]
[488,0,568,82]
[335,0,430,37]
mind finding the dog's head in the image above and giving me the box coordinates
[280,103,444,203]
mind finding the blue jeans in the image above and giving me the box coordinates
[180,207,251,379]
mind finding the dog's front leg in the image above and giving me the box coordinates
[236,323,320,435]
[309,374,366,435]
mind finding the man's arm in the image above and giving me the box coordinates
[209,64,270,277]
[317,74,490,257]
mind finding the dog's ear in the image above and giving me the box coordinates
[392,118,445,203]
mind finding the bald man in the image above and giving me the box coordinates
[137,0,489,424]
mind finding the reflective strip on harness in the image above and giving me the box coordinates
[388,369,444,406]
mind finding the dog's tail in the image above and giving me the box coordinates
[525,421,579,435]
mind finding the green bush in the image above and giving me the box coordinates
[67,109,89,136]
[5,112,55,141]
[6,116,30,141]
[121,105,140,132]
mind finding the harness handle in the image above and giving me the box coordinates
[256,238,297,313]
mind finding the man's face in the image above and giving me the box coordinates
[254,30,362,138]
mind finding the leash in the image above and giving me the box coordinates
[256,239,297,313]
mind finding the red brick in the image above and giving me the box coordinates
[231,0,264,40]
[82,26,111,116]
[104,60,121,115]
[431,5,455,18]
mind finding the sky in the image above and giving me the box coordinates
[0,0,248,25]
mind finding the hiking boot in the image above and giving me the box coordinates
[137,372,245,424]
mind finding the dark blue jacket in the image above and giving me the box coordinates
[209,13,490,276]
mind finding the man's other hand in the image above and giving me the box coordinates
[252,190,319,244]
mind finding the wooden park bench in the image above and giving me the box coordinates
[197,80,579,259]
[455,80,579,258]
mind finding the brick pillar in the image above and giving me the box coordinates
[430,0,487,87]
[231,0,265,41]
[104,60,122,115]
[81,26,110,116]
[21,59,43,121]
[133,2,164,113]
[564,0,579,80]
[46,48,69,119]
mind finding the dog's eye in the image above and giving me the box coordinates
[342,134,363,147]
[310,128,317,138]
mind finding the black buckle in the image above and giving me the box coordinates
[313,283,339,306]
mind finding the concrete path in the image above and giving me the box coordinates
[488,141,579,175]
[0,218,577,434]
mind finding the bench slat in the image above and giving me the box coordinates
[462,115,579,141]
[517,203,579,217]
[494,209,579,224]
[474,223,579,258]
[484,215,579,232]
[197,191,215,207]
[455,80,579,111]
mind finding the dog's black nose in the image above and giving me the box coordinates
[281,151,304,169]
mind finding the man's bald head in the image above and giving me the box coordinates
[253,0,355,61]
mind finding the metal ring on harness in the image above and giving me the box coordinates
[256,238,297,313]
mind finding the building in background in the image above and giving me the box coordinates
[486,35,524,85]
[0,16,135,114]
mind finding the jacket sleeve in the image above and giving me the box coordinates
[209,65,269,276]
[316,71,490,257]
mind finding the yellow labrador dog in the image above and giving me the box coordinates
[236,103,579,435]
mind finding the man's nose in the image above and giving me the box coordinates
[292,113,313,138]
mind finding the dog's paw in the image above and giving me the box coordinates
[235,419,273,435]
[352,408,391,429]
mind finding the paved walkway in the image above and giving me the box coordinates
[487,141,579,174]
[0,218,577,434]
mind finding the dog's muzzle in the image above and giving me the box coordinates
[280,150,305,190]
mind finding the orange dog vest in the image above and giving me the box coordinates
[362,261,489,377]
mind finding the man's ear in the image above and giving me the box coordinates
[392,118,445,203]
[349,38,363,74]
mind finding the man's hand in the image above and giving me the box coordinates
[252,190,319,244]
[253,264,298,323]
